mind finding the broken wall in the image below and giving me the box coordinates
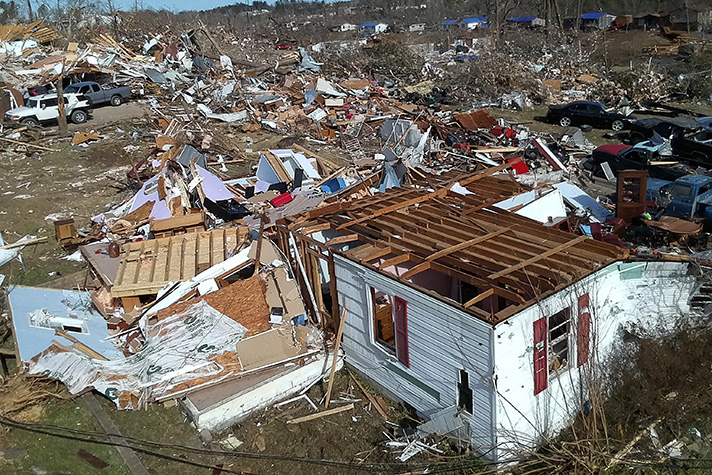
[492,260,704,462]
[333,254,497,456]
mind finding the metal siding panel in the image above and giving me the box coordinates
[334,256,495,445]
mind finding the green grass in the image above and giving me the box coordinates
[107,400,206,473]
[0,399,129,475]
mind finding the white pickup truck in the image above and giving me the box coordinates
[3,92,92,127]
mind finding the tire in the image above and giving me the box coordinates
[611,120,625,132]
[692,152,709,162]
[20,117,39,127]
[559,116,572,127]
[70,109,88,124]
[110,95,122,106]
[629,132,645,144]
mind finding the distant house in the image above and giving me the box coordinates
[633,12,671,30]
[361,22,389,34]
[333,23,357,32]
[409,23,427,32]
[506,16,546,28]
[459,17,488,30]
[670,7,712,32]
[441,19,459,31]
[581,12,617,30]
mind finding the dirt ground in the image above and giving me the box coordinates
[0,370,470,475]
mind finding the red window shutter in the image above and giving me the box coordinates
[577,293,591,367]
[533,317,547,395]
[394,297,409,367]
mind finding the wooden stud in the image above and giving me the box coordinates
[324,306,348,408]
[488,235,589,279]
[463,289,495,308]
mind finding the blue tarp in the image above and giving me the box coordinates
[441,19,458,25]
[581,12,610,19]
[462,17,487,23]
[507,16,537,22]
[321,177,346,194]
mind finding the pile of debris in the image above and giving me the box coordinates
[3,18,712,468]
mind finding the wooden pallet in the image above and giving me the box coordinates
[112,227,248,297]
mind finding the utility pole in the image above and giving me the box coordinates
[26,0,33,21]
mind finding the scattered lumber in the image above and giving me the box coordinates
[286,403,354,424]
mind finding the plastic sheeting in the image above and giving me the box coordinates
[195,164,237,202]
[197,103,249,123]
[29,300,248,409]
[298,47,323,73]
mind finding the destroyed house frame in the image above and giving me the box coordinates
[273,166,643,462]
[278,165,628,327]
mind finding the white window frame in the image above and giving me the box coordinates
[548,307,571,376]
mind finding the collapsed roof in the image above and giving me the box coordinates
[286,165,628,324]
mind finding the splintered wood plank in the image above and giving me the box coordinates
[197,232,211,273]
[166,236,181,282]
[153,239,170,284]
[226,227,239,256]
[182,234,197,280]
[136,240,157,285]
[212,229,224,264]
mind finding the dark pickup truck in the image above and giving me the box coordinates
[647,175,712,220]
[671,130,712,164]
[63,81,131,107]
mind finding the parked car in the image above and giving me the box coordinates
[628,116,701,144]
[671,129,712,164]
[3,93,92,126]
[546,101,636,131]
[63,81,131,107]
[647,175,712,220]
[588,139,694,180]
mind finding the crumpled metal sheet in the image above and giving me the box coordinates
[29,300,248,409]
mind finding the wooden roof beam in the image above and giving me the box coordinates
[379,253,415,270]
[463,289,495,308]
[489,235,589,279]
[328,233,360,246]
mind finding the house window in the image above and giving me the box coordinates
[370,288,409,367]
[548,308,571,373]
[457,369,473,414]
[371,289,395,354]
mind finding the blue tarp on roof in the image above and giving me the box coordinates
[442,19,458,25]
[581,12,610,19]
[462,17,487,23]
[507,16,537,22]
[361,22,379,27]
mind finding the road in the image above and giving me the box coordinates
[67,101,148,132]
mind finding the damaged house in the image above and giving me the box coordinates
[279,166,712,462]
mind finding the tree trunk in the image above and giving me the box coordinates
[57,70,68,138]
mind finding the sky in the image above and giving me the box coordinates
[112,0,266,13]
